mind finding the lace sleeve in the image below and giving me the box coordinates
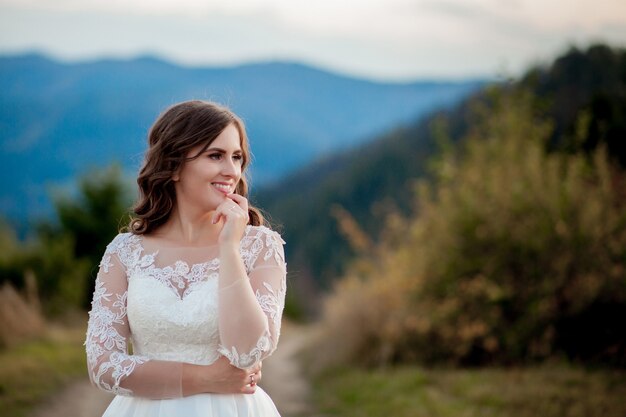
[85,234,183,398]
[217,227,287,369]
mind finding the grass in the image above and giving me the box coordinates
[0,322,88,417]
[313,364,626,417]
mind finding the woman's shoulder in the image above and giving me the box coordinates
[244,224,286,245]
[241,225,286,269]
[104,232,141,254]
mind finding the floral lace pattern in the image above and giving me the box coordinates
[217,227,287,368]
[142,259,221,299]
[239,227,286,271]
[85,225,287,396]
[217,330,273,369]
[256,280,287,326]
[85,272,149,395]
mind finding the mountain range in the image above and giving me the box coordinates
[0,53,483,224]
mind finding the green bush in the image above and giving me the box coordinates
[0,165,133,316]
[313,90,626,368]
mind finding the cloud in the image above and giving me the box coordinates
[0,0,624,80]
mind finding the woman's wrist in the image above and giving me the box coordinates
[218,241,240,254]
[182,363,214,396]
[182,363,200,396]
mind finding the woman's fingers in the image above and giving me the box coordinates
[211,203,228,224]
[211,194,249,224]
[198,358,264,395]
[239,369,261,394]
[212,193,249,245]
[242,370,261,394]
[226,193,249,222]
[226,193,249,209]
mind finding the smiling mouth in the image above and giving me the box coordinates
[211,183,232,194]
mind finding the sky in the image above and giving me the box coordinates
[1,0,625,81]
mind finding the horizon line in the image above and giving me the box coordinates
[0,48,498,85]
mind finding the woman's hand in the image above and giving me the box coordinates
[211,193,249,247]
[183,357,262,395]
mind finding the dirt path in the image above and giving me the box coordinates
[259,321,316,416]
[30,379,113,417]
[30,321,315,417]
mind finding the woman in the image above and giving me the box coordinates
[85,100,287,416]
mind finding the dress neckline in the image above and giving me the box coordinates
[137,225,253,251]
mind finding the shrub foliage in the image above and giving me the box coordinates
[315,90,626,368]
[0,166,132,316]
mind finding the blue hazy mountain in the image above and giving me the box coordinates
[0,53,483,223]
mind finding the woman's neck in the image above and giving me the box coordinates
[154,206,222,246]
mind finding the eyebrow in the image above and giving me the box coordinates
[206,147,243,153]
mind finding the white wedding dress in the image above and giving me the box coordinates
[84,225,287,416]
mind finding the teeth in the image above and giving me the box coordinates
[212,183,230,191]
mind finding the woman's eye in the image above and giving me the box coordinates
[233,154,243,162]
[209,153,222,160]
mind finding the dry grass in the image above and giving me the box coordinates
[0,282,45,348]
[0,320,87,417]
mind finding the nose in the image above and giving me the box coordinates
[221,156,240,178]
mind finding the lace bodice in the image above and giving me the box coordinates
[85,225,287,398]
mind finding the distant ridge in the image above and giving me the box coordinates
[0,53,482,224]
[256,43,626,308]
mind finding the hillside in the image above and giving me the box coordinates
[0,53,482,224]
[257,43,626,311]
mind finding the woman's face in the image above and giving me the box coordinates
[174,123,243,212]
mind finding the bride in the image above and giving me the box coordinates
[85,100,287,416]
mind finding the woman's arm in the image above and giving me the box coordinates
[216,225,287,369]
[182,356,261,395]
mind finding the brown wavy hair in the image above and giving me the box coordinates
[128,100,264,234]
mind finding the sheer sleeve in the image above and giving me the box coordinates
[84,234,183,398]
[217,227,287,369]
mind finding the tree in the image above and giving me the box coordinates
[39,164,134,309]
